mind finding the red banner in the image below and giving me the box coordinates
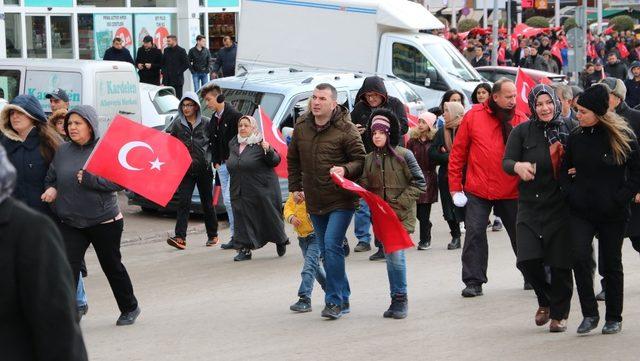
[515,68,537,117]
[84,115,191,207]
[259,106,288,178]
[331,173,414,254]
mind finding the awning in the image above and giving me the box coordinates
[587,9,627,20]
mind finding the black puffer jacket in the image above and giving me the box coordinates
[350,76,409,152]
[166,92,212,174]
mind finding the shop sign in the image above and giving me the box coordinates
[207,0,240,6]
[134,14,174,52]
[93,14,134,60]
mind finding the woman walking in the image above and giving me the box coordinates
[361,108,426,318]
[406,111,438,250]
[429,102,466,249]
[503,84,574,332]
[227,115,288,261]
[562,84,640,335]
[42,105,140,326]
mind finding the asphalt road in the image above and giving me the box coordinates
[82,200,640,361]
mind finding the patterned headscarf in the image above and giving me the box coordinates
[0,144,16,204]
[527,84,569,147]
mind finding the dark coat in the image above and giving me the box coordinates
[212,44,237,77]
[350,76,409,152]
[0,197,88,361]
[188,46,212,74]
[503,120,571,268]
[287,106,365,215]
[604,61,628,80]
[523,55,549,72]
[624,78,640,109]
[428,127,465,223]
[167,93,212,174]
[135,46,163,85]
[210,102,243,165]
[162,45,190,87]
[470,57,488,67]
[103,46,134,65]
[227,137,287,249]
[617,102,640,237]
[406,128,438,204]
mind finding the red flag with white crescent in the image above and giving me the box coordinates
[259,106,288,178]
[84,115,191,207]
[515,68,537,117]
[331,173,414,254]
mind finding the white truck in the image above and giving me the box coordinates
[236,0,485,107]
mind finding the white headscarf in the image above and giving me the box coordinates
[237,115,263,145]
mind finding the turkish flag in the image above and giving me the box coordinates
[551,42,563,65]
[515,68,537,117]
[617,42,630,59]
[259,106,288,178]
[331,173,414,254]
[84,115,191,207]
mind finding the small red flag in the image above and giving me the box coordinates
[331,173,414,254]
[515,68,537,117]
[259,106,288,178]
[551,42,563,65]
[84,115,192,207]
[617,42,630,59]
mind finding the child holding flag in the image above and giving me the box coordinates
[360,109,426,319]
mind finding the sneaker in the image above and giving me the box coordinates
[234,249,252,261]
[220,240,235,250]
[491,218,503,232]
[383,294,408,319]
[277,243,287,257]
[343,238,351,257]
[116,306,141,326]
[354,242,371,252]
[417,240,431,250]
[77,304,89,321]
[341,302,350,314]
[167,236,186,250]
[205,236,219,247]
[461,284,483,298]
[447,237,461,250]
[369,248,385,261]
[321,303,342,320]
[290,297,312,312]
[596,290,606,301]
[602,320,622,335]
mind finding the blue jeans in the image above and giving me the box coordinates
[76,273,88,307]
[354,198,371,244]
[310,209,354,306]
[297,233,326,298]
[192,72,209,91]
[386,250,407,296]
[217,163,234,236]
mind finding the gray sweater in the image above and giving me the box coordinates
[45,105,122,228]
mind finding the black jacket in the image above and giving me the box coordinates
[350,76,409,152]
[103,46,134,65]
[624,78,640,109]
[162,45,190,86]
[210,102,243,165]
[617,101,640,135]
[561,124,640,222]
[0,197,88,361]
[135,46,163,85]
[212,44,237,77]
[470,57,488,67]
[167,93,213,174]
[523,55,549,72]
[188,46,212,74]
[604,61,628,80]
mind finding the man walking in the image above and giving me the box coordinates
[288,83,365,319]
[212,36,237,78]
[162,35,189,98]
[166,92,219,249]
[102,37,134,65]
[448,78,527,297]
[189,35,212,92]
[625,61,640,109]
[199,84,242,249]
[604,52,627,80]
[135,35,162,85]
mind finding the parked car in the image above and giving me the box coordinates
[127,68,426,214]
[475,66,567,85]
[139,83,179,130]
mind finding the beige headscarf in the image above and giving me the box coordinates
[237,115,263,145]
[444,102,465,151]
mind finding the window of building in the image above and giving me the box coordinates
[208,13,236,54]
[26,16,47,58]
[77,0,126,6]
[4,0,19,5]
[51,16,73,59]
[78,14,95,60]
[131,0,176,5]
[4,13,22,58]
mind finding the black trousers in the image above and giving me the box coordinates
[416,203,432,243]
[517,259,573,320]
[571,215,625,322]
[175,169,218,239]
[60,220,138,313]
[462,193,518,286]
[447,220,461,238]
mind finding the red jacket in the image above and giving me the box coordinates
[448,102,527,200]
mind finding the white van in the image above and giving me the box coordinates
[237,0,484,107]
[0,59,141,135]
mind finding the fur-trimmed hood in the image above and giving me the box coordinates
[409,126,437,141]
[0,95,47,142]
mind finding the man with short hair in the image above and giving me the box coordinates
[45,88,70,115]
[102,37,134,65]
[523,46,549,72]
[212,36,237,79]
[200,84,243,249]
[161,35,190,98]
[288,83,365,319]
[604,52,628,80]
[188,35,212,92]
[448,78,528,297]
[625,61,640,109]
[135,35,162,85]
[471,46,488,68]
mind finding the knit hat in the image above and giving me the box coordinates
[370,114,391,134]
[599,78,627,101]
[577,84,610,116]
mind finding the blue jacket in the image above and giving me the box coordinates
[212,44,237,77]
[103,46,135,65]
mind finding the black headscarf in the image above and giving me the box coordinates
[528,84,569,147]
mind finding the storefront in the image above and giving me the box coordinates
[0,0,240,60]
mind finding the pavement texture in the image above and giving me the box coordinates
[82,197,640,361]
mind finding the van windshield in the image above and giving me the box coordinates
[201,89,283,121]
[423,43,480,82]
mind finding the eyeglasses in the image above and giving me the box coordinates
[182,104,197,108]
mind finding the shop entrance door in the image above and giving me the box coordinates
[26,15,73,59]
